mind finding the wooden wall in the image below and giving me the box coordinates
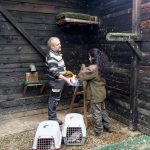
[87,0,133,124]
[0,0,88,120]
[87,0,150,135]
[137,0,150,135]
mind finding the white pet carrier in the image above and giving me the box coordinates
[32,120,62,150]
[62,113,86,146]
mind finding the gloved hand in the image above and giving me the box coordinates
[66,70,76,77]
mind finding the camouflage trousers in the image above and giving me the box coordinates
[90,101,112,134]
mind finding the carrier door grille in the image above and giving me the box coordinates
[66,127,82,144]
[37,138,55,150]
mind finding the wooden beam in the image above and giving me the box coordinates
[0,6,45,58]
[129,0,142,131]
[132,0,141,34]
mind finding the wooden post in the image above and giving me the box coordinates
[83,81,88,128]
[67,84,88,128]
[68,87,79,113]
[129,0,141,131]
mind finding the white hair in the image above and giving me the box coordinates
[47,37,60,48]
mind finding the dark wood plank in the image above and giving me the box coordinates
[0,0,87,9]
[141,42,150,52]
[0,95,49,117]
[0,1,86,14]
[0,7,45,57]
[107,100,130,119]
[0,45,42,55]
[137,124,150,135]
[88,0,132,16]
[108,110,129,125]
[138,98,150,109]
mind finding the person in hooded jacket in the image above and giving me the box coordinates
[78,48,112,136]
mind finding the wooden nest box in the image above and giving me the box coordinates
[26,72,39,83]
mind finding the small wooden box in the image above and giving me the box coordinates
[26,72,38,83]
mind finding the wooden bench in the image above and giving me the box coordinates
[23,72,45,94]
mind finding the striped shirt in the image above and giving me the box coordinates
[45,50,66,79]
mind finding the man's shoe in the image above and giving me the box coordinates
[57,118,63,125]
[48,118,63,125]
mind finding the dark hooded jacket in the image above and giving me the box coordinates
[78,64,106,103]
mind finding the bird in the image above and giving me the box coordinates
[67,130,82,143]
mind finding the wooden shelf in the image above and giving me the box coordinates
[56,17,100,25]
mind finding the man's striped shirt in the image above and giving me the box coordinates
[46,50,66,79]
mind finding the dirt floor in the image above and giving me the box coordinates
[0,110,142,150]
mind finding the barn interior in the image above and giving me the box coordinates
[0,0,150,149]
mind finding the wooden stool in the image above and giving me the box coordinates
[68,81,89,128]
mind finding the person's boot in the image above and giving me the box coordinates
[89,130,103,137]
[105,127,113,133]
[105,127,116,133]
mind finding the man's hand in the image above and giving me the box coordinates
[58,74,72,85]
[65,77,72,85]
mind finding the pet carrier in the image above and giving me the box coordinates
[32,120,62,150]
[62,113,86,146]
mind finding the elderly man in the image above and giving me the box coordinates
[46,37,71,125]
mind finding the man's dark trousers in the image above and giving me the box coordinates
[48,79,65,120]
